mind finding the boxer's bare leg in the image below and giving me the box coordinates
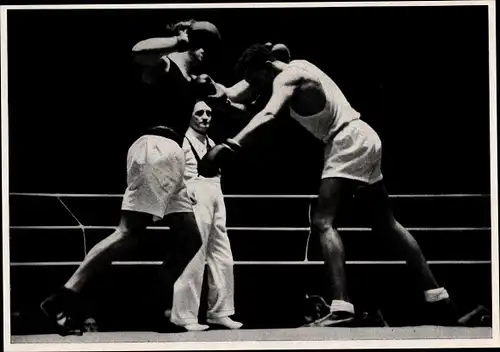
[65,211,151,293]
[361,181,439,291]
[308,177,359,325]
[360,181,459,325]
[41,210,151,335]
[154,211,203,316]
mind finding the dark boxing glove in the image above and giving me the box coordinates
[193,74,230,109]
[168,20,220,53]
[271,43,291,63]
[194,74,219,96]
[198,139,241,177]
[187,21,221,51]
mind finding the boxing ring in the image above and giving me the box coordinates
[7,192,494,344]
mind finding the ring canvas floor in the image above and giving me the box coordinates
[11,326,492,343]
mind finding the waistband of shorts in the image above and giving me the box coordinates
[140,126,183,146]
[186,176,221,185]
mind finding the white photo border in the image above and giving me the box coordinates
[1,1,498,350]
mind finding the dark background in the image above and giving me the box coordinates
[7,5,491,196]
[6,5,494,335]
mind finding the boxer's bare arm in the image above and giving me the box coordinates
[218,80,256,103]
[232,70,301,147]
[132,33,186,66]
[225,100,249,113]
[132,37,181,52]
[206,81,252,115]
[210,95,249,115]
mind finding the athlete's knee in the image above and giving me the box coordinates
[311,214,345,254]
[311,213,334,235]
[86,226,139,258]
[110,227,141,250]
[117,210,150,239]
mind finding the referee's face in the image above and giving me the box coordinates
[190,100,212,134]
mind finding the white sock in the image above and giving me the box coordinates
[330,300,355,314]
[424,287,449,303]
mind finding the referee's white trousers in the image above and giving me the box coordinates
[170,178,236,325]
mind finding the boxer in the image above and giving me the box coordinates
[199,43,460,327]
[40,20,222,336]
[200,42,291,116]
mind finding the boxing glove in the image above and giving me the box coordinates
[198,139,241,177]
[187,21,221,50]
[168,20,221,52]
[264,42,291,63]
[193,74,230,109]
[194,74,219,96]
[271,43,291,63]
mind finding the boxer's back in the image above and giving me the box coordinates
[287,60,360,142]
[132,58,197,146]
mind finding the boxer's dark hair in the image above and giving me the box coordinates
[166,19,196,35]
[235,43,275,79]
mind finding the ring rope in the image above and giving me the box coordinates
[9,192,491,199]
[9,260,491,267]
[304,202,313,261]
[56,197,87,257]
[9,193,491,266]
[9,225,490,232]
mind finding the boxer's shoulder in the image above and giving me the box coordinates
[286,59,313,70]
[277,63,316,89]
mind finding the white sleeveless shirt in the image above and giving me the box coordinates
[287,60,360,142]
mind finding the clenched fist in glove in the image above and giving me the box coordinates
[168,20,221,52]
[194,74,223,96]
[193,74,231,110]
[198,138,241,177]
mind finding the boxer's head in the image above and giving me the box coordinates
[167,19,221,67]
[235,43,278,90]
[190,100,212,134]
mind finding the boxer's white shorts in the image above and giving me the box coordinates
[121,135,193,220]
[322,119,383,184]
